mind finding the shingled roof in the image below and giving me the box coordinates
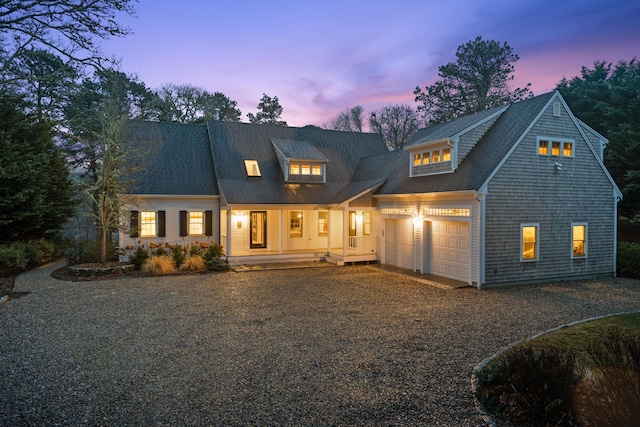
[376,92,556,195]
[206,122,388,205]
[126,120,217,195]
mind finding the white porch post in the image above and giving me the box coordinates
[327,209,331,256]
[279,210,284,255]
[342,209,347,257]
[226,207,232,257]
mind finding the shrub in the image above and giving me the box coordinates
[207,257,231,272]
[141,255,176,275]
[154,246,168,257]
[477,345,579,425]
[188,244,202,257]
[573,327,640,425]
[64,238,118,265]
[179,255,206,272]
[0,244,29,275]
[203,242,224,262]
[172,245,186,268]
[129,246,150,270]
[618,241,640,277]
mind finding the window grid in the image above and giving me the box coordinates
[538,137,574,158]
[189,211,204,235]
[422,208,470,217]
[521,224,539,262]
[140,212,156,237]
[572,223,587,259]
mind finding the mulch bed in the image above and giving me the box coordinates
[51,263,218,282]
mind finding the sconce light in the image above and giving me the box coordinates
[412,215,424,227]
[554,162,563,170]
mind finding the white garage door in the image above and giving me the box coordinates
[428,221,469,282]
[384,219,414,270]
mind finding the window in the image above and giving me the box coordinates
[290,164,300,175]
[301,164,311,175]
[363,212,371,236]
[349,211,357,237]
[422,152,430,164]
[244,160,261,177]
[572,223,587,258]
[563,142,573,157]
[521,224,539,261]
[442,148,451,161]
[140,211,156,237]
[290,211,303,237]
[538,138,574,158]
[312,165,322,175]
[538,140,549,155]
[413,154,421,166]
[432,150,440,163]
[189,211,204,235]
[317,211,328,236]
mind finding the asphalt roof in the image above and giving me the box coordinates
[206,122,388,205]
[126,120,217,195]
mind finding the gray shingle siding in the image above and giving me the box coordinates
[483,101,617,286]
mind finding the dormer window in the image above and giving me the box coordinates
[271,138,328,183]
[538,137,574,158]
[406,138,455,177]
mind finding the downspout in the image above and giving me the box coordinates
[614,193,621,276]
[475,190,485,289]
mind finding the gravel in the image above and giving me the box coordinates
[2,260,640,426]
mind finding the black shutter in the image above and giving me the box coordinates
[205,210,213,237]
[130,211,139,237]
[179,211,188,236]
[157,211,166,237]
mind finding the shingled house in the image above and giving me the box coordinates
[121,91,622,287]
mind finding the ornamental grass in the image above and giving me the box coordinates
[178,255,206,272]
[141,255,176,275]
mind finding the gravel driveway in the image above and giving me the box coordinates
[2,261,640,426]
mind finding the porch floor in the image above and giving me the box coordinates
[232,261,333,272]
[369,264,470,289]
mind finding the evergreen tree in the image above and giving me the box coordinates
[247,93,287,125]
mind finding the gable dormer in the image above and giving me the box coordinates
[406,138,455,177]
[271,138,328,183]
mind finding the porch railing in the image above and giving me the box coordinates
[346,235,377,255]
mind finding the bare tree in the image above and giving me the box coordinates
[0,0,136,78]
[325,106,364,132]
[154,83,241,123]
[369,104,420,150]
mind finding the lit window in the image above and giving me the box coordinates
[244,160,261,177]
[572,223,587,258]
[290,211,303,237]
[189,211,204,235]
[442,148,451,161]
[317,211,328,235]
[563,142,573,157]
[312,165,322,175]
[363,211,371,235]
[413,154,421,166]
[539,140,549,155]
[290,164,300,175]
[140,212,156,237]
[422,152,430,164]
[521,224,538,261]
[301,164,311,175]
[348,211,357,237]
[552,141,561,156]
[432,150,440,163]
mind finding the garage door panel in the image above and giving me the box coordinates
[428,221,469,282]
[385,219,414,270]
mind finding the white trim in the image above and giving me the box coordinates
[520,223,539,262]
[131,194,219,200]
[536,136,575,158]
[571,222,588,259]
[338,181,385,207]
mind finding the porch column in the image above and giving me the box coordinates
[327,209,331,256]
[342,209,347,257]
[226,208,232,257]
[279,210,284,255]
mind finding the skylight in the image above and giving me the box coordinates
[244,160,261,177]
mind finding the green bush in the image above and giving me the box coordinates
[188,244,202,257]
[154,246,167,257]
[618,241,640,277]
[207,257,231,272]
[64,238,118,265]
[129,246,149,270]
[203,242,224,262]
[0,244,29,275]
[172,245,186,268]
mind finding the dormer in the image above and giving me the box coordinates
[405,138,456,177]
[271,138,328,183]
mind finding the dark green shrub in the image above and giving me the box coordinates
[189,245,202,257]
[172,245,186,268]
[129,246,149,270]
[206,258,231,272]
[477,345,579,425]
[203,242,224,262]
[64,238,117,265]
[618,241,640,277]
[0,244,29,275]
[154,246,167,257]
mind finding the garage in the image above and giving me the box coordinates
[384,219,414,270]
[426,221,469,282]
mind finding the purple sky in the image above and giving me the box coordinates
[102,0,640,128]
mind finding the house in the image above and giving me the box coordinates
[121,91,622,288]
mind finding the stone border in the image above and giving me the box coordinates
[68,263,135,277]
[470,310,640,426]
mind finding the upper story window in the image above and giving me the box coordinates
[289,162,323,176]
[538,137,574,158]
[413,148,450,166]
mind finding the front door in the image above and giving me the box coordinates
[250,211,267,249]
